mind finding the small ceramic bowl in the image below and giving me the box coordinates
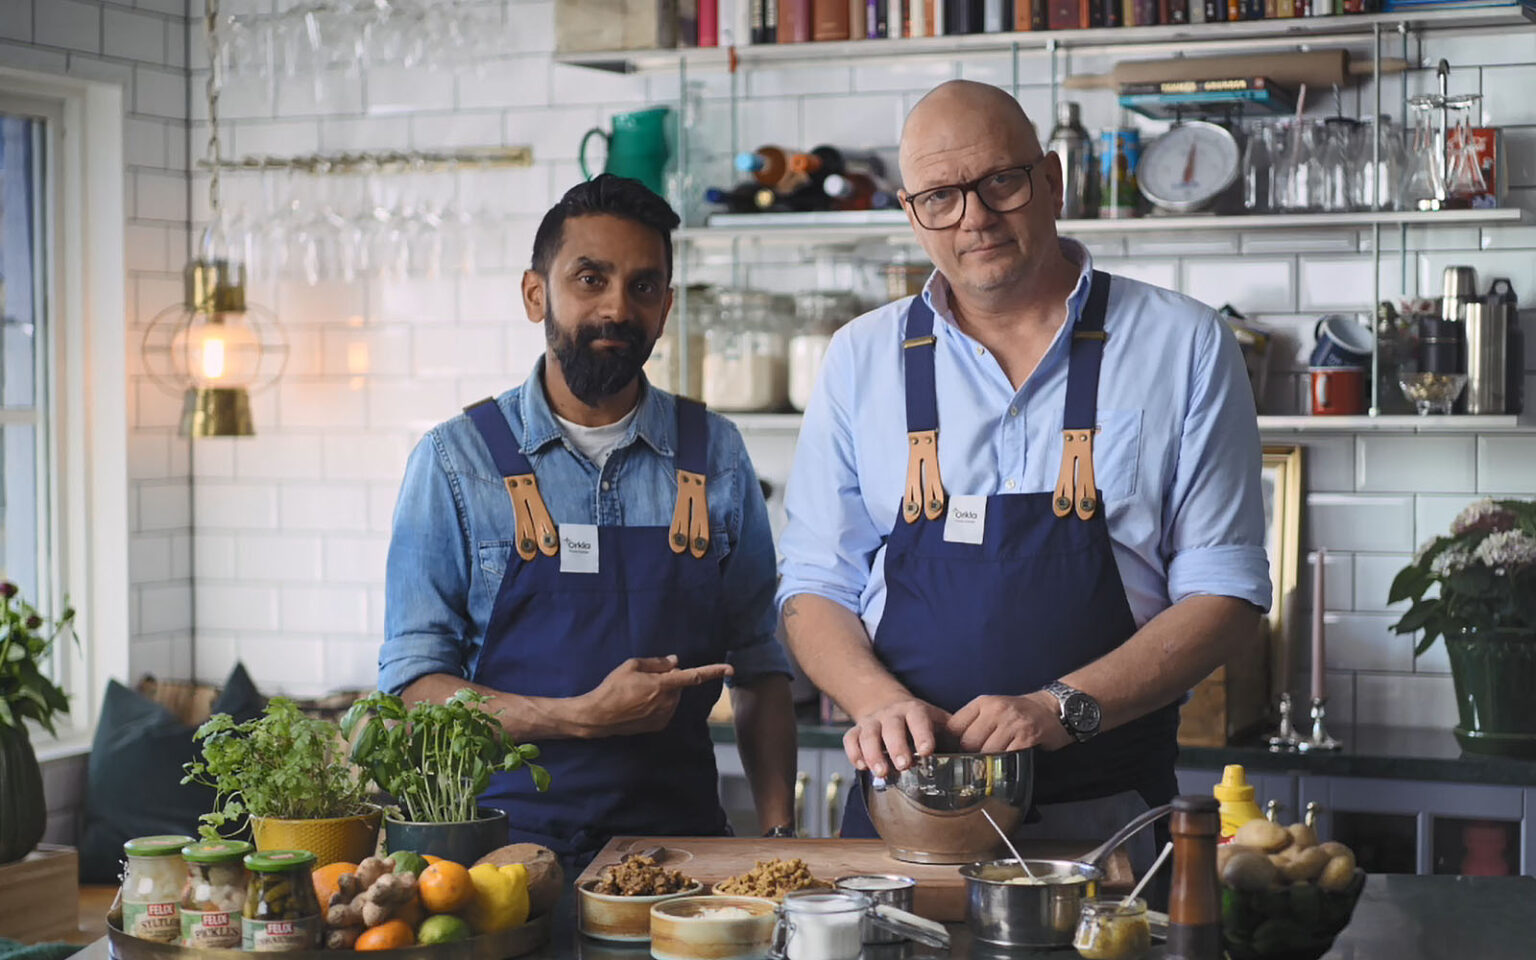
[650,895,779,960]
[577,879,704,942]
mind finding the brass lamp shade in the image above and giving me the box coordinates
[181,387,254,437]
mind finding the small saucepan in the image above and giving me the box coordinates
[961,803,1171,949]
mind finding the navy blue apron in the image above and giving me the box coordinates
[841,270,1180,839]
[463,394,731,863]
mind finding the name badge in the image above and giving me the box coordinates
[559,524,600,574]
[943,495,987,545]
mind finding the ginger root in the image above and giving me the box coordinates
[354,856,394,889]
[357,871,418,928]
[325,926,362,950]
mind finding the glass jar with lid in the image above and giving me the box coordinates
[180,839,251,947]
[241,849,322,951]
[705,289,788,412]
[789,291,858,412]
[1072,896,1151,960]
[121,834,194,942]
[645,284,711,401]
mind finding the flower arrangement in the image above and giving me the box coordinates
[1391,498,1536,654]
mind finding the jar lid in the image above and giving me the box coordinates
[124,835,195,857]
[183,840,254,864]
[244,850,317,873]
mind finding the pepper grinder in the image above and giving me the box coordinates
[1166,795,1222,960]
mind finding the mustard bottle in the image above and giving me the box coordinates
[1213,764,1265,839]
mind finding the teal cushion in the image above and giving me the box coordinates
[0,938,80,960]
[77,664,263,883]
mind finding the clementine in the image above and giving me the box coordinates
[417,861,474,913]
[356,919,415,951]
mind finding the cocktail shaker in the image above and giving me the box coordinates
[1048,102,1093,220]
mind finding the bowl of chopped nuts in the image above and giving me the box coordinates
[578,855,704,942]
[711,858,835,901]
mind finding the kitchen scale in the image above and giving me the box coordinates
[1135,119,1245,215]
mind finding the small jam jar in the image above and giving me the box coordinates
[1073,896,1152,960]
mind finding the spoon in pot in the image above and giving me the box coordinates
[1121,841,1175,908]
[980,808,1038,880]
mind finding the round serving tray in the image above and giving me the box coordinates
[107,914,551,960]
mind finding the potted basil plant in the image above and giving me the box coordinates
[0,583,74,864]
[1391,497,1536,757]
[342,689,549,864]
[182,697,380,865]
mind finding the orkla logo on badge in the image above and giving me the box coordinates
[952,508,980,521]
[564,535,593,551]
[147,904,176,917]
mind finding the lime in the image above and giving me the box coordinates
[417,915,472,945]
[390,850,428,878]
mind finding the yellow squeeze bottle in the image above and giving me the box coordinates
[1213,764,1265,839]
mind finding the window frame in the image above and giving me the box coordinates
[0,67,129,751]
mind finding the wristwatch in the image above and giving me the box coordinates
[763,824,796,839]
[1043,680,1102,743]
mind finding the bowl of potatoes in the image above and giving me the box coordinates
[1217,818,1366,960]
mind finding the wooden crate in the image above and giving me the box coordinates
[1178,656,1269,749]
[0,844,80,943]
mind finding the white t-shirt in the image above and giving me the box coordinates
[555,407,638,470]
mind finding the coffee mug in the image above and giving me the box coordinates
[1310,315,1374,368]
[1309,366,1366,416]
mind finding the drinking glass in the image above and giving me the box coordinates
[1241,123,1272,214]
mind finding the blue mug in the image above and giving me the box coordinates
[1310,315,1374,367]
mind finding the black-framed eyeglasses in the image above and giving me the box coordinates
[904,160,1045,230]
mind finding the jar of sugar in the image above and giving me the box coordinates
[773,890,867,960]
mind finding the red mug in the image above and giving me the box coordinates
[1309,366,1366,416]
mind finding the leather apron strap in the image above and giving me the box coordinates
[669,397,712,558]
[1053,270,1113,522]
[901,295,946,522]
[465,399,558,561]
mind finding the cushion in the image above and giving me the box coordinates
[77,664,263,883]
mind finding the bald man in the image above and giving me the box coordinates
[776,81,1270,867]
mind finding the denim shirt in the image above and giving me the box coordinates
[379,358,791,696]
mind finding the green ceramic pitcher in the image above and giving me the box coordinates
[578,106,671,197]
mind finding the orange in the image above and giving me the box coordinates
[356,919,415,951]
[417,861,474,913]
[311,861,357,909]
[420,854,444,865]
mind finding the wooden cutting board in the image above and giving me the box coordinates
[576,837,1133,922]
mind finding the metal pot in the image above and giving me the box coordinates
[961,803,1171,948]
[857,749,1034,864]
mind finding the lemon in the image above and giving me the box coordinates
[463,863,531,934]
[416,914,471,945]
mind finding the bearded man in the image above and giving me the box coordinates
[379,174,796,867]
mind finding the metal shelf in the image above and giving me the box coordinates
[556,5,1533,73]
[676,207,1532,247]
[726,412,1528,432]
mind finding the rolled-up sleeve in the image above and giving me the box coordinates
[379,431,474,695]
[1162,313,1272,611]
[717,427,792,684]
[776,330,885,616]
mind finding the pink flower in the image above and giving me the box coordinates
[1451,499,1517,536]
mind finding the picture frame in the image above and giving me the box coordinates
[1262,445,1304,699]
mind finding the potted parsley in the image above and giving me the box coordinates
[182,697,380,866]
[0,582,74,864]
[342,689,549,864]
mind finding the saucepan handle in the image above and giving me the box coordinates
[870,905,951,949]
[1082,803,1173,869]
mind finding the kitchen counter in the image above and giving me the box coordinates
[73,874,1535,959]
[711,722,1536,787]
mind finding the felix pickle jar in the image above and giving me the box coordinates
[121,835,195,942]
[241,850,321,951]
[180,840,251,947]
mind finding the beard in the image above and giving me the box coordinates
[545,303,656,407]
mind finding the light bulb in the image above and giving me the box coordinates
[201,336,227,381]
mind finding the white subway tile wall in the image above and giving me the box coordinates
[13,1,1536,710]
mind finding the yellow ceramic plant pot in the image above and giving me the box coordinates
[249,805,382,867]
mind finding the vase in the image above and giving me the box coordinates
[383,807,508,865]
[0,723,46,864]
[1446,635,1536,758]
[248,803,383,867]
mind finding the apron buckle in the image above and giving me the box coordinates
[670,469,711,558]
[903,430,946,523]
[1053,430,1100,521]
[505,474,560,560]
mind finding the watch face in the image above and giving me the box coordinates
[1066,694,1102,733]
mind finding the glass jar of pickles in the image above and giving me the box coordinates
[1073,896,1151,960]
[180,840,251,947]
[121,835,195,942]
[242,850,322,951]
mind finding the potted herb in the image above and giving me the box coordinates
[342,689,549,864]
[1391,497,1536,757]
[0,583,73,863]
[182,696,380,865]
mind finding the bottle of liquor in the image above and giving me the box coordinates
[822,172,877,209]
[705,184,763,214]
[736,146,791,187]
[1047,101,1094,219]
[789,145,889,181]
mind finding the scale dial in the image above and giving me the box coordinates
[1136,121,1242,213]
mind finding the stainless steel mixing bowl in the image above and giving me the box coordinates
[857,749,1033,864]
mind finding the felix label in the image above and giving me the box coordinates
[182,909,241,948]
[123,901,180,943]
[242,917,319,951]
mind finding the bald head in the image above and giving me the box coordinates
[899,80,1042,188]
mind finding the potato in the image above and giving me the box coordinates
[1217,844,1263,874]
[1286,823,1318,850]
[1280,846,1331,883]
[1221,850,1280,892]
[1235,817,1292,853]
[1318,841,1350,860]
[1318,849,1358,892]
[475,843,564,915]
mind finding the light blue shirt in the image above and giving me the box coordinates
[776,240,1271,639]
[380,358,791,697]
